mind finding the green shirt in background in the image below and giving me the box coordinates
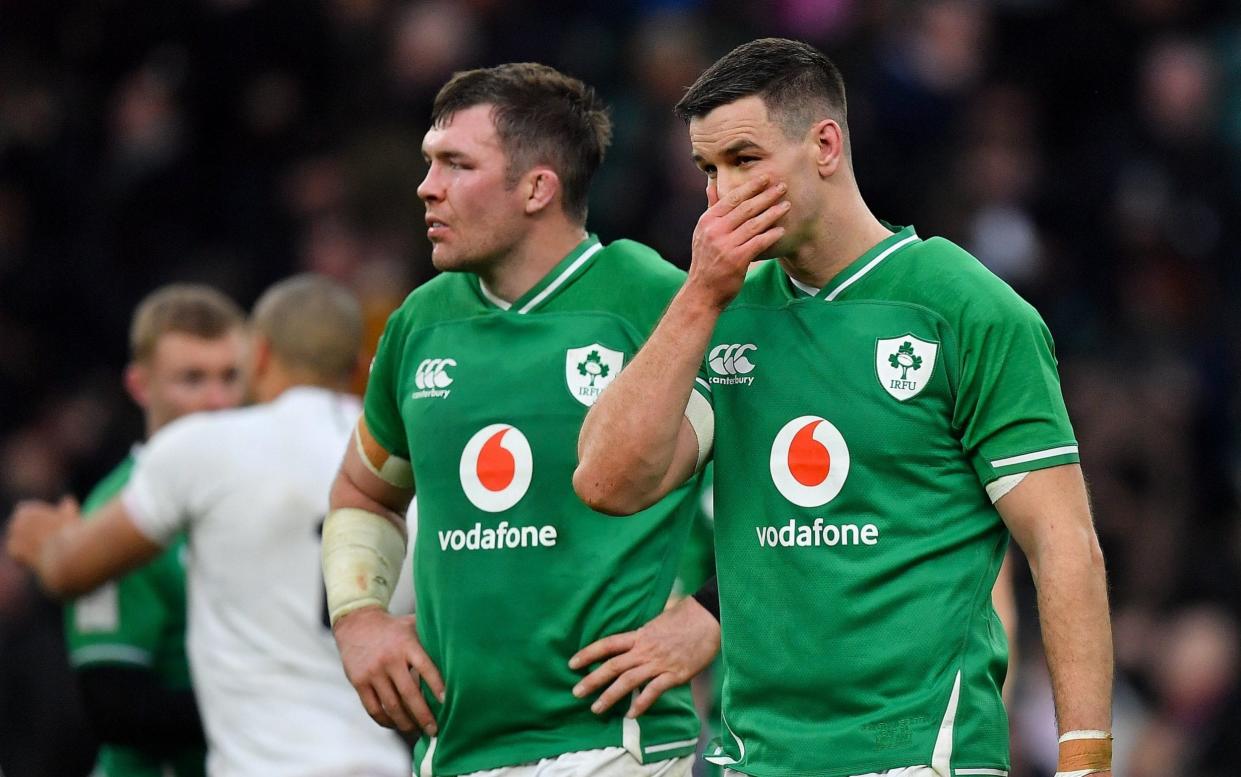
[64,453,205,777]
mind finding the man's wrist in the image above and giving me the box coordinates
[674,282,732,318]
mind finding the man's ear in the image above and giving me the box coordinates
[523,167,561,215]
[123,363,150,411]
[812,118,846,178]
[250,335,272,378]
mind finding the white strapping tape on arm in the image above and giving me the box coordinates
[684,391,715,472]
[321,507,407,626]
[985,472,1027,504]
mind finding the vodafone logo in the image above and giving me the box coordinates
[769,416,850,507]
[459,424,533,512]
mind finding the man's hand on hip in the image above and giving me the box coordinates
[570,595,721,718]
[333,607,444,734]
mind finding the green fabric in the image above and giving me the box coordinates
[64,455,205,777]
[366,237,702,775]
[695,226,1076,776]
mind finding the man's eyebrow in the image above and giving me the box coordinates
[722,140,761,156]
[691,140,762,165]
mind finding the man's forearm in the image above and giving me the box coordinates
[575,286,720,514]
[1035,539,1113,734]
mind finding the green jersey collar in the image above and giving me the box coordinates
[476,235,603,314]
[783,224,920,301]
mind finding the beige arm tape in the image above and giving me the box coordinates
[321,507,408,626]
[1053,730,1113,777]
[684,391,715,472]
[355,423,414,489]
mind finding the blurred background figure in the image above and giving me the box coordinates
[2,1,1240,776]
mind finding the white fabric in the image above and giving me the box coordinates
[1057,730,1111,743]
[123,387,409,777]
[461,748,692,777]
[684,391,715,471]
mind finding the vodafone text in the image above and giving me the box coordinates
[438,521,557,551]
[756,518,879,548]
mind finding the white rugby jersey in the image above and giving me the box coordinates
[124,387,410,777]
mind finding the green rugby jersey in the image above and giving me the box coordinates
[692,225,1078,777]
[366,236,701,776]
[64,454,205,777]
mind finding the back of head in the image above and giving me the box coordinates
[431,62,612,223]
[130,284,245,362]
[674,38,850,151]
[251,274,363,383]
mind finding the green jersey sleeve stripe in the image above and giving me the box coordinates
[694,377,712,395]
[989,445,1078,468]
[956,769,1009,776]
[70,644,153,667]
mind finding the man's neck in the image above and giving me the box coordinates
[780,197,894,291]
[254,366,342,404]
[478,223,589,304]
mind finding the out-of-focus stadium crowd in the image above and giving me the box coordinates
[1,1,1239,775]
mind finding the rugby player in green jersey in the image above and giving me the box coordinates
[321,64,702,776]
[576,38,1114,777]
[62,285,246,777]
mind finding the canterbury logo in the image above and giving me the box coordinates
[415,358,456,390]
[708,343,757,386]
[709,343,756,375]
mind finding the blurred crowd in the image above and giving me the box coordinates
[2,0,1240,775]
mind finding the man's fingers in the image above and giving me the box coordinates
[591,665,656,714]
[573,650,641,698]
[721,182,787,231]
[713,174,771,214]
[628,673,678,718]
[569,631,637,670]
[390,663,438,736]
[372,676,416,731]
[739,226,786,262]
[737,199,790,241]
[408,645,446,703]
[358,684,397,729]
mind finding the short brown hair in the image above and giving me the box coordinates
[251,274,362,381]
[675,38,849,150]
[130,284,245,363]
[431,62,612,222]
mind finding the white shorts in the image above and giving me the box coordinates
[726,768,941,777]
[458,747,693,777]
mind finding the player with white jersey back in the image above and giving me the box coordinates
[7,275,410,777]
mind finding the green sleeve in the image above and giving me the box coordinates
[952,295,1079,485]
[363,306,411,459]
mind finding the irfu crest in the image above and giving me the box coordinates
[875,335,938,401]
[565,344,624,407]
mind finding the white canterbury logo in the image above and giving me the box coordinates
[413,358,455,399]
[708,343,757,386]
